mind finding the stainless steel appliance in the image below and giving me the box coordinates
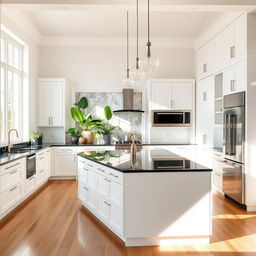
[153,158,191,170]
[152,110,191,127]
[26,154,36,179]
[223,91,245,206]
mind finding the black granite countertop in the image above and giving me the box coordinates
[77,149,212,173]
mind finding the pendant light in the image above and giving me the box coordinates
[140,0,159,73]
[122,11,135,87]
[130,0,145,81]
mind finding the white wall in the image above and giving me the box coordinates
[38,45,195,94]
[1,12,40,138]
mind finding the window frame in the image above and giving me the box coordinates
[0,30,24,146]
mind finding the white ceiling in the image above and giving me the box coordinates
[2,5,224,40]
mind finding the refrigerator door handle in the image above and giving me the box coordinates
[224,114,231,156]
[230,115,236,156]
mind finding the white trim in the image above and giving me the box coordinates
[40,37,195,48]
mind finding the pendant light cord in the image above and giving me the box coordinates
[148,0,150,42]
[127,11,129,78]
[136,0,139,69]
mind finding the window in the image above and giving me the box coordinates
[0,30,24,145]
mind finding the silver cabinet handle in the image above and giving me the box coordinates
[104,201,111,206]
[97,168,105,173]
[83,186,88,190]
[87,164,94,168]
[109,173,118,178]
[104,177,110,182]
[203,63,207,73]
[203,92,207,101]
[83,168,89,172]
[73,155,76,162]
[5,163,21,170]
[230,46,235,58]
[48,116,51,125]
[51,116,53,125]
[9,170,18,175]
[29,176,35,181]
[39,157,44,160]
[40,170,44,173]
[9,186,18,192]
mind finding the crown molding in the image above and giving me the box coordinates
[40,37,195,48]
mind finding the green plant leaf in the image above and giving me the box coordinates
[104,106,112,120]
[71,107,84,123]
[74,97,88,109]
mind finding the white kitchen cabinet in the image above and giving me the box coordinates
[150,81,171,110]
[109,202,123,236]
[224,15,246,65]
[148,80,194,110]
[37,78,65,127]
[198,40,214,79]
[223,60,247,95]
[0,158,25,218]
[171,82,193,110]
[36,148,51,184]
[196,76,214,147]
[53,147,77,177]
[213,30,225,70]
[78,180,89,203]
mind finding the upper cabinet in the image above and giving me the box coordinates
[198,40,214,79]
[37,78,65,127]
[197,14,247,81]
[224,15,247,64]
[149,80,194,110]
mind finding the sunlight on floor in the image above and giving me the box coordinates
[213,214,256,220]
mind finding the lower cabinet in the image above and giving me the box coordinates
[54,147,77,177]
[36,148,51,184]
[0,158,25,217]
[78,156,123,238]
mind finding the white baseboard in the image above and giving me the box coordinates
[125,236,210,247]
[49,176,77,180]
[246,205,256,212]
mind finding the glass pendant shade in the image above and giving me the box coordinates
[130,66,145,81]
[122,76,134,87]
[140,45,159,73]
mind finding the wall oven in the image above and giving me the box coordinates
[152,110,191,127]
[223,91,245,206]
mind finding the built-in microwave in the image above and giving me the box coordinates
[152,110,191,127]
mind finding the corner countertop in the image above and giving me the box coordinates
[77,149,212,173]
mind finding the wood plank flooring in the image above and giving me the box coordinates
[0,180,256,256]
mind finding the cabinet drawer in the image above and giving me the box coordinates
[109,181,123,208]
[107,169,123,185]
[0,184,22,214]
[78,167,88,184]
[25,176,37,194]
[38,169,47,184]
[87,170,97,189]
[78,180,89,203]
[1,161,22,175]
[97,196,109,223]
[109,203,123,236]
[213,171,222,191]
[0,167,22,193]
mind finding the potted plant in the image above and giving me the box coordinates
[66,128,81,145]
[96,106,120,145]
[31,131,44,145]
[71,103,102,144]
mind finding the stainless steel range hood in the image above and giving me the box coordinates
[113,88,144,113]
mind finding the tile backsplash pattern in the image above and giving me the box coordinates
[75,92,143,141]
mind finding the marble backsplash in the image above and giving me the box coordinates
[75,92,143,141]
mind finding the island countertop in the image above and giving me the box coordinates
[77,149,212,173]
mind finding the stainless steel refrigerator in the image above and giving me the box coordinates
[223,91,245,205]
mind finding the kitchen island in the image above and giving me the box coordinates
[77,149,212,247]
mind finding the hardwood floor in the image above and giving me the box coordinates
[0,180,256,256]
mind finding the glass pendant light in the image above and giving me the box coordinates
[130,0,145,81]
[122,11,135,87]
[140,0,159,73]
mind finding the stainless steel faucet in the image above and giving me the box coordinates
[7,129,19,153]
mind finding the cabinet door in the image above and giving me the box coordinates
[150,82,171,110]
[214,31,225,69]
[97,196,109,223]
[78,180,89,203]
[223,61,246,95]
[54,149,77,176]
[198,41,213,79]
[196,77,214,147]
[50,82,64,126]
[109,203,123,236]
[109,181,122,208]
[87,170,97,189]
[97,175,110,198]
[38,82,51,126]
[171,82,193,110]
[87,188,97,212]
